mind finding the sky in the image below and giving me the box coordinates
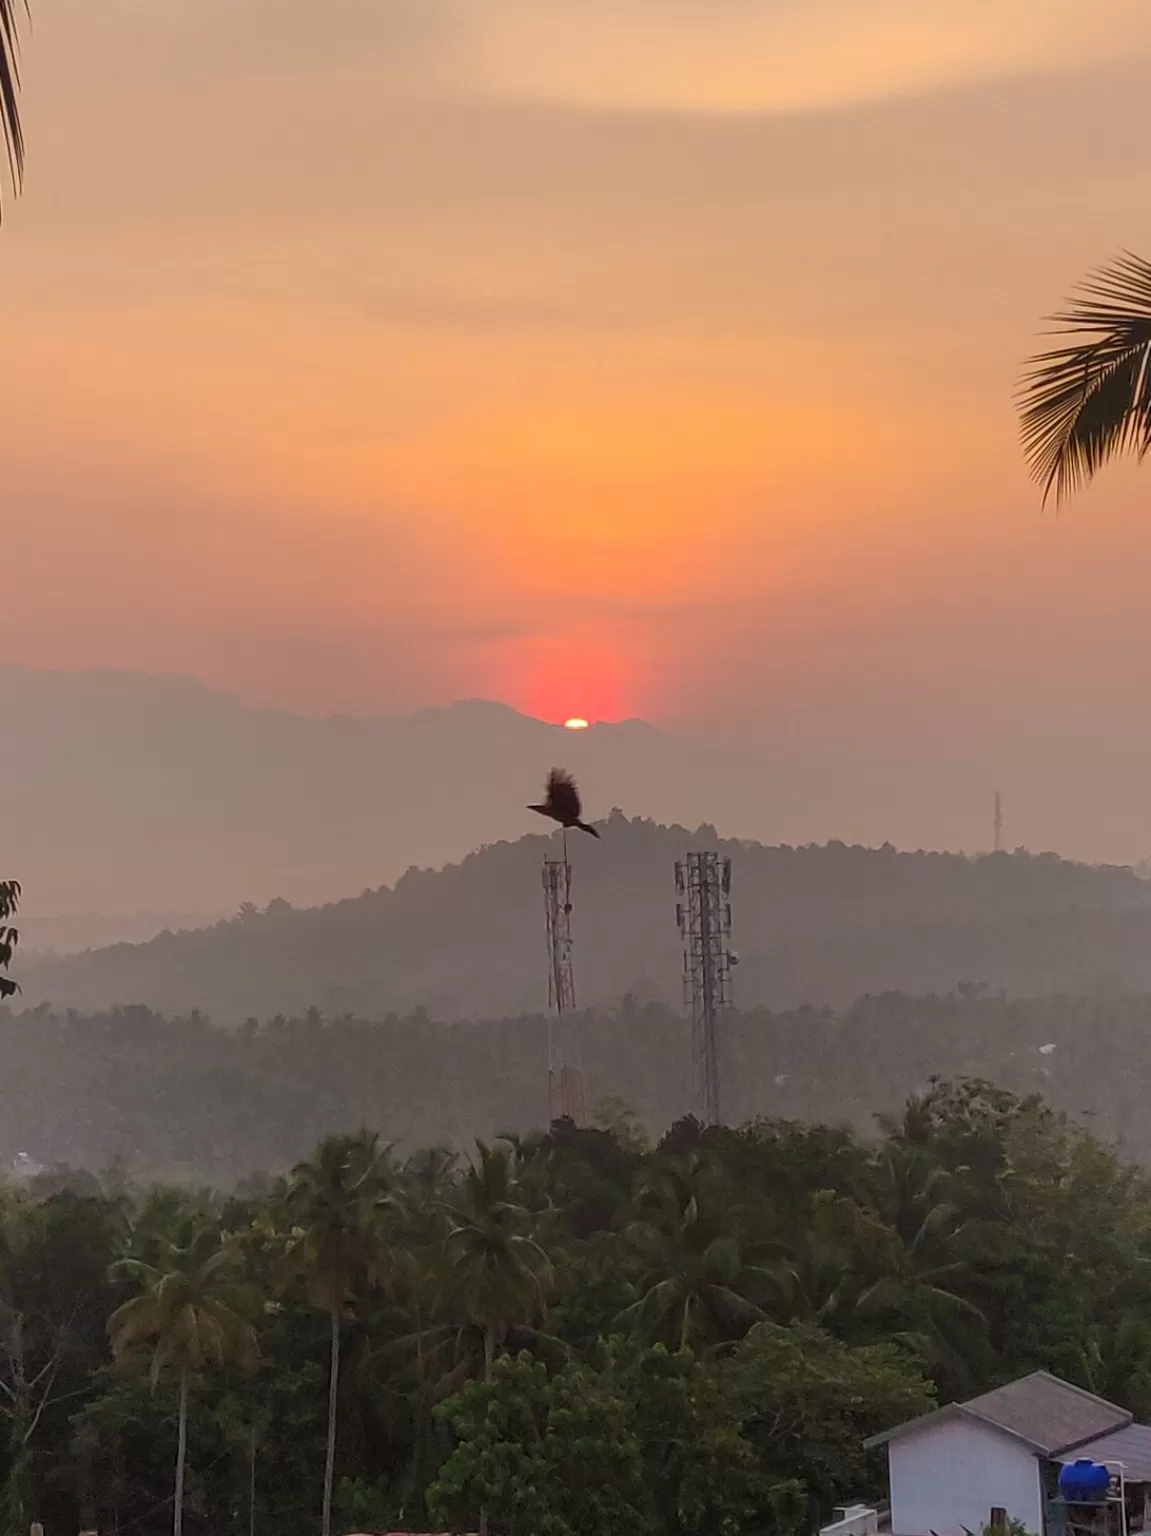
[4,1,1151,862]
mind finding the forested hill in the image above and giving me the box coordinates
[20,815,1151,1019]
[3,993,1151,1183]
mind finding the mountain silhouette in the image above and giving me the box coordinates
[0,667,781,918]
[20,814,1151,1020]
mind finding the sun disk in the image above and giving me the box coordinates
[564,718,590,730]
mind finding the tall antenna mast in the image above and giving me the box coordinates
[675,851,734,1126]
[542,842,587,1126]
[994,790,1004,854]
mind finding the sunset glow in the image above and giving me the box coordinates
[4,0,1151,858]
[564,718,590,731]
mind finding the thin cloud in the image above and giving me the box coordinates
[462,0,1151,116]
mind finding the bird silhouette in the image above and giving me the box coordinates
[528,768,600,838]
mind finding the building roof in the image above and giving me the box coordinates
[1060,1423,1151,1483]
[866,1372,1131,1456]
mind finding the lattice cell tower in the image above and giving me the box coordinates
[675,851,734,1126]
[542,850,588,1126]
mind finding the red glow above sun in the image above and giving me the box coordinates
[493,630,637,725]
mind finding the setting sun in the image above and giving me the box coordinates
[563,718,590,731]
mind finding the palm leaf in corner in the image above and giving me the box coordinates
[1019,252,1151,504]
[0,0,25,214]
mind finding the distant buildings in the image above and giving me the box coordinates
[10,1151,42,1181]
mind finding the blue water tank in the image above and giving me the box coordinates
[1059,1460,1110,1503]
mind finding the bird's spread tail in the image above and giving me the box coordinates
[577,821,601,839]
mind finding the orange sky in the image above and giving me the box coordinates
[4,1,1151,858]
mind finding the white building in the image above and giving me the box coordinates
[866,1370,1151,1536]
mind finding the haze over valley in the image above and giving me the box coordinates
[9,665,1151,938]
[4,665,782,920]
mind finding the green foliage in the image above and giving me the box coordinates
[0,1084,1139,1531]
[428,1340,836,1536]
[26,827,1151,1028]
[621,1343,766,1536]
[109,1225,258,1536]
[0,1187,124,1532]
[15,987,1151,1184]
[0,880,17,1001]
[335,1474,397,1533]
[1,1425,31,1536]
[109,1224,258,1384]
[617,1151,768,1351]
[72,1365,257,1536]
[429,1352,651,1536]
[441,1141,554,1379]
[281,1131,394,1314]
[593,1097,652,1156]
[726,1323,935,1520]
[280,1131,396,1536]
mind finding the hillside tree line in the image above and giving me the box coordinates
[0,1081,1146,1534]
[3,990,1151,1183]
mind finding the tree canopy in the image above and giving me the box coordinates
[24,828,1151,1020]
[0,1080,1144,1532]
[6,989,1151,1182]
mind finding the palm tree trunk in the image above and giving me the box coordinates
[322,1309,340,1536]
[413,1296,428,1514]
[249,1420,257,1536]
[173,1369,189,1536]
[484,1320,496,1383]
[479,1320,497,1536]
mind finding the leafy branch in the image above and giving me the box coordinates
[0,879,18,1000]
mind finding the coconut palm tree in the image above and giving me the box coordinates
[108,1226,258,1536]
[281,1132,394,1536]
[438,1142,553,1536]
[373,1147,566,1494]
[440,1141,553,1382]
[617,1151,771,1351]
[1019,253,1151,503]
[0,0,24,215]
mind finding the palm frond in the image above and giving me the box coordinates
[0,0,25,213]
[705,1283,765,1329]
[1019,253,1151,503]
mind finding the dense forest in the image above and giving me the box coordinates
[23,820,1151,1019]
[4,990,1151,1184]
[1,1080,1149,1536]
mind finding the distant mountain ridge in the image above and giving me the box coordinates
[0,666,783,916]
[18,912,225,956]
[21,815,1151,1020]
